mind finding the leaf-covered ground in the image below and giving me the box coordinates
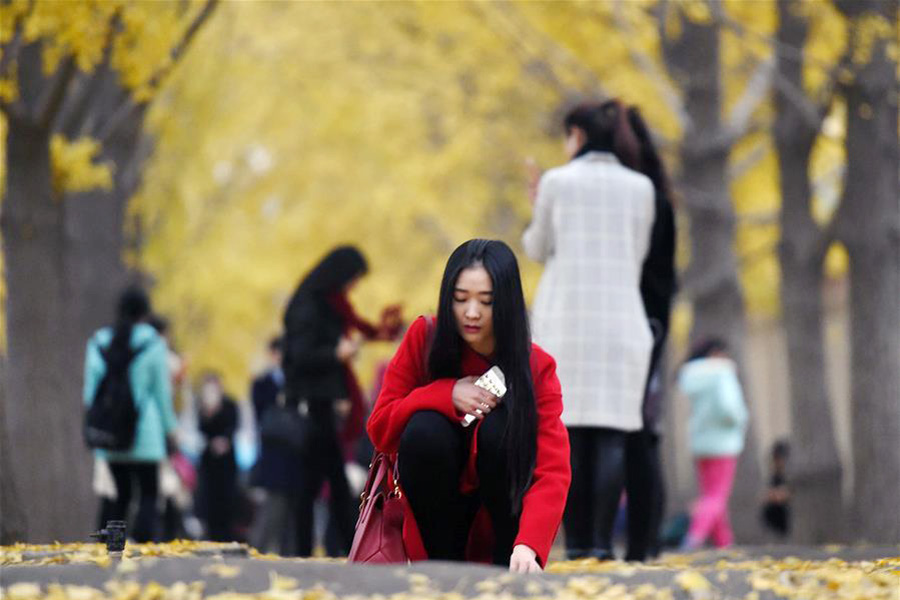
[1,542,897,600]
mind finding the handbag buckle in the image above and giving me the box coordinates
[390,476,402,499]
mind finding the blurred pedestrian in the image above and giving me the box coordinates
[250,336,295,554]
[623,105,677,561]
[147,314,194,541]
[523,99,655,560]
[761,440,791,537]
[678,339,748,550]
[84,286,176,542]
[197,372,239,541]
[283,246,401,557]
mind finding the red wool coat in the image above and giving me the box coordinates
[367,316,571,566]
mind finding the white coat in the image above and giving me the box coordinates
[523,151,655,431]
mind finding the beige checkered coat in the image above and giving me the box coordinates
[523,152,655,431]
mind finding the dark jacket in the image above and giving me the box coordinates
[639,189,676,430]
[251,370,282,422]
[640,189,676,364]
[199,397,238,472]
[283,292,347,403]
[250,370,296,492]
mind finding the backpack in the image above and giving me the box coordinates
[84,339,150,451]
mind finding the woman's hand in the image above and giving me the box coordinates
[336,336,360,362]
[509,544,541,573]
[211,436,231,456]
[525,157,542,206]
[452,376,498,420]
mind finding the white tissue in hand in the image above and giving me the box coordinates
[463,366,507,427]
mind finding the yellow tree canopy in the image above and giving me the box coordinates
[3,0,852,394]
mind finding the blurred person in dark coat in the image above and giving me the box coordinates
[197,372,239,542]
[282,246,401,557]
[623,106,677,561]
[250,336,296,554]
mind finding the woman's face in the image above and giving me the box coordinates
[343,274,361,293]
[200,379,222,412]
[565,126,586,159]
[453,265,495,355]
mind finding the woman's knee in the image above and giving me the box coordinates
[476,408,508,470]
[399,411,461,470]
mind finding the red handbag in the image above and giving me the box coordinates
[349,317,434,563]
[347,451,409,563]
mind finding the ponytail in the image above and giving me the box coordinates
[564,99,642,170]
[107,287,151,367]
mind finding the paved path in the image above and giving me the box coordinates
[1,543,897,599]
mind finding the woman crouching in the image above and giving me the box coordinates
[367,239,571,572]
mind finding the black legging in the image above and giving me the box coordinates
[108,462,159,543]
[624,428,664,561]
[398,408,518,565]
[294,400,355,557]
[563,427,625,560]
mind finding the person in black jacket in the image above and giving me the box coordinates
[283,246,401,557]
[250,336,295,554]
[623,106,677,561]
[197,372,239,542]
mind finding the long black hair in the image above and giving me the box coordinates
[564,99,641,169]
[626,106,673,209]
[108,286,151,365]
[428,239,537,512]
[294,246,368,297]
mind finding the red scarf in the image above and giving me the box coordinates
[327,292,379,457]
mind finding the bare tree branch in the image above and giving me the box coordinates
[728,138,767,180]
[57,11,122,136]
[36,56,76,129]
[726,56,774,137]
[719,10,836,72]
[0,25,24,79]
[772,70,824,130]
[815,45,855,110]
[94,0,218,145]
[0,4,31,119]
[613,0,687,128]
[142,0,219,94]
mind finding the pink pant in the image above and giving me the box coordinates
[686,456,738,548]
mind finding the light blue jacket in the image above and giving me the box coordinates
[678,357,748,457]
[83,323,176,462]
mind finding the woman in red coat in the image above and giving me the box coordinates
[367,239,571,572]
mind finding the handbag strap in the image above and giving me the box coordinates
[358,316,434,510]
[359,451,401,509]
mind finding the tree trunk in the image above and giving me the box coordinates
[65,104,150,375]
[838,0,900,542]
[773,0,844,543]
[1,117,94,543]
[0,357,27,544]
[660,2,762,542]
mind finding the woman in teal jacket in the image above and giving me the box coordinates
[678,339,748,549]
[84,287,176,542]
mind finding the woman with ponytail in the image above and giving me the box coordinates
[624,105,678,561]
[522,99,656,560]
[367,239,570,572]
[84,286,176,542]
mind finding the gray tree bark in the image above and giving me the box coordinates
[1,2,218,542]
[772,0,845,543]
[835,0,900,543]
[658,0,763,542]
[1,108,95,542]
[0,357,27,544]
